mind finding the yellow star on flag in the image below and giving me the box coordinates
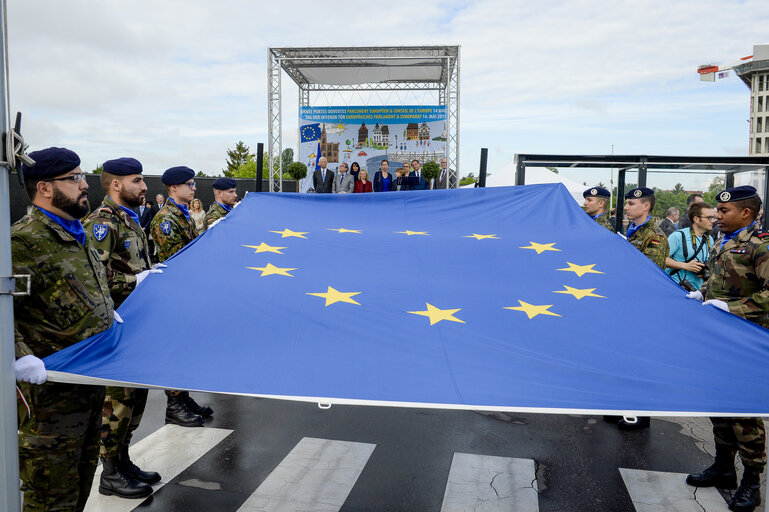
[396,230,429,236]
[246,263,296,277]
[242,242,286,254]
[504,301,561,319]
[520,242,561,254]
[464,233,499,240]
[327,228,362,234]
[553,286,606,300]
[557,262,604,277]
[407,303,466,326]
[306,286,361,306]
[269,228,308,239]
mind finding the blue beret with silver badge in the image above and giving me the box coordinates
[716,185,758,203]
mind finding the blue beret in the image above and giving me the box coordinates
[583,186,610,199]
[717,186,758,203]
[625,187,655,199]
[161,166,195,185]
[22,147,80,178]
[213,177,237,190]
[103,157,143,176]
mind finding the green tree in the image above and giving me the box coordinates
[281,148,294,170]
[92,164,103,175]
[459,173,477,186]
[233,155,258,179]
[196,170,210,177]
[422,161,441,188]
[223,141,254,177]
[703,176,725,206]
[286,162,308,181]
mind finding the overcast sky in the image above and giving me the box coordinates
[7,0,768,191]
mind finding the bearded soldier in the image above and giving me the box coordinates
[583,186,615,232]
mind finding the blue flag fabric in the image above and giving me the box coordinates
[300,123,321,143]
[314,142,321,171]
[44,184,769,416]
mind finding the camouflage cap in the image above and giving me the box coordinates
[716,185,758,203]
[625,187,654,199]
[22,147,80,178]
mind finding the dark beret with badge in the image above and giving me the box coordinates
[583,186,610,199]
[22,147,81,178]
[161,166,195,185]
[624,187,655,199]
[716,185,758,203]
[213,177,237,190]
[103,157,143,176]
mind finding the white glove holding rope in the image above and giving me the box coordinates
[703,299,730,313]
[136,268,163,286]
[15,355,47,384]
[685,290,703,301]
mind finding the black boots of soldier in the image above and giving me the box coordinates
[166,393,204,427]
[120,447,161,485]
[686,448,738,489]
[181,391,214,418]
[99,458,153,499]
[729,467,762,512]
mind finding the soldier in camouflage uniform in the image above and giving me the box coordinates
[583,186,615,232]
[624,187,669,269]
[203,177,238,231]
[83,158,162,499]
[686,185,768,512]
[149,166,213,426]
[12,147,115,511]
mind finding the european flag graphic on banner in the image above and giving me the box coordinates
[43,184,769,416]
[301,123,321,143]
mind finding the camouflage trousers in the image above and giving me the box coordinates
[711,417,767,471]
[17,382,105,512]
[99,386,148,460]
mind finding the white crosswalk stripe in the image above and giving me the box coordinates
[236,437,376,512]
[441,453,539,512]
[619,468,729,512]
[84,424,233,512]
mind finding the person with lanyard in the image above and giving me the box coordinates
[685,185,768,512]
[582,186,615,232]
[665,201,715,292]
[11,147,118,511]
[204,177,238,231]
[150,166,214,427]
[83,157,163,499]
[604,187,669,431]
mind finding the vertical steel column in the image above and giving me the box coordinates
[725,171,735,189]
[267,50,282,192]
[0,0,21,509]
[514,155,525,186]
[255,143,263,192]
[638,158,647,188]
[616,169,626,234]
[478,148,488,188]
[446,49,460,188]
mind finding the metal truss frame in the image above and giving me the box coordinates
[268,46,460,192]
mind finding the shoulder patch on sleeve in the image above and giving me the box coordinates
[160,220,172,235]
[92,223,110,241]
[754,229,769,239]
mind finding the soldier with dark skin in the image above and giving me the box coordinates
[686,185,768,512]
[583,186,615,232]
[204,177,238,230]
[12,147,116,511]
[150,166,213,426]
[83,158,162,498]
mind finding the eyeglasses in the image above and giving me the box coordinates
[45,173,86,184]
[184,181,196,188]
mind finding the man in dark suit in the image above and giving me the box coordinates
[150,193,164,216]
[134,197,153,233]
[436,157,456,189]
[312,157,334,193]
[409,159,428,190]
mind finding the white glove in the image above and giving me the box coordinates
[113,311,123,324]
[686,290,703,301]
[136,268,163,286]
[15,355,47,384]
[152,263,167,269]
[703,299,730,312]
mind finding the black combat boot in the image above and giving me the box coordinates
[165,394,204,427]
[617,416,650,430]
[686,447,737,489]
[181,391,214,418]
[120,446,161,485]
[729,466,762,512]
[99,457,153,498]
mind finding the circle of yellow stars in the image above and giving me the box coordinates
[242,230,606,326]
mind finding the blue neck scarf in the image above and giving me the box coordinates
[110,197,141,227]
[168,197,190,221]
[36,206,86,246]
[590,213,605,221]
[720,221,756,249]
[216,202,232,213]
[626,215,651,239]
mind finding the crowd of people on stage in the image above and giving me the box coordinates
[311,156,454,193]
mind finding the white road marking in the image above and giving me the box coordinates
[619,468,729,512]
[441,452,539,511]
[84,424,233,512]
[236,437,376,512]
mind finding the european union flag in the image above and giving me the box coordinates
[301,123,321,143]
[44,184,769,416]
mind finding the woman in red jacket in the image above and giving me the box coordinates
[354,170,373,193]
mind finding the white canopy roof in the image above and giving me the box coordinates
[466,160,588,204]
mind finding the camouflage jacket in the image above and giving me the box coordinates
[150,199,198,262]
[593,213,615,233]
[205,202,230,230]
[627,220,669,269]
[84,195,152,308]
[701,224,769,328]
[12,208,114,359]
